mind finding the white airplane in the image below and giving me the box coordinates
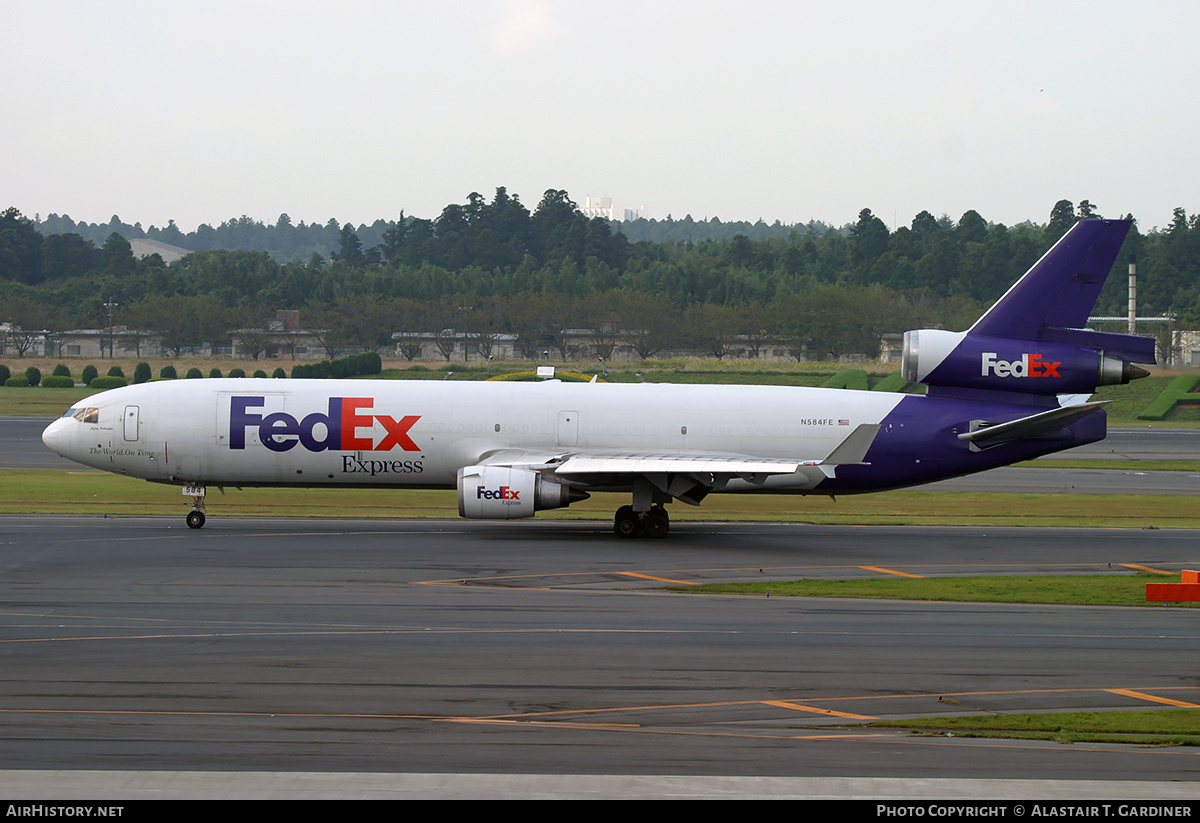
[42,219,1154,537]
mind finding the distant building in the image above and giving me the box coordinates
[230,311,329,360]
[129,238,191,263]
[879,334,904,364]
[54,327,163,359]
[1171,331,1200,367]
[577,195,648,222]
[392,331,519,362]
[0,323,51,358]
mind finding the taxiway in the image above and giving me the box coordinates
[0,516,1197,798]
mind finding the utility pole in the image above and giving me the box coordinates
[103,297,118,359]
[1127,256,1137,337]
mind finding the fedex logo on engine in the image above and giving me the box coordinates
[477,485,520,501]
[981,352,1062,379]
[230,396,420,453]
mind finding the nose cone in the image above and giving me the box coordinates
[42,418,66,456]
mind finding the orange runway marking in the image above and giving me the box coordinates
[859,565,924,578]
[619,572,700,585]
[1106,689,1200,708]
[1122,564,1175,575]
[763,700,876,720]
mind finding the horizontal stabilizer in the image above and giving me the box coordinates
[1040,327,1157,364]
[957,402,1107,449]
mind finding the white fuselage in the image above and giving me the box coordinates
[42,378,906,490]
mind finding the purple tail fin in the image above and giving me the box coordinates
[970,219,1131,340]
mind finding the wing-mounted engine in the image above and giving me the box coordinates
[902,328,1153,397]
[457,465,589,520]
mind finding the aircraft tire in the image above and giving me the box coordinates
[186,511,206,530]
[644,508,669,538]
[614,506,640,538]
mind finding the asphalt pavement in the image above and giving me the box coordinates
[0,516,1197,798]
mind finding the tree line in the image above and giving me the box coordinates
[2,192,1199,361]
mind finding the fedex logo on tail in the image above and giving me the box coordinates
[981,352,1062,379]
[230,396,420,453]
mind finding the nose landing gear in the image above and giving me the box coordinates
[183,483,206,529]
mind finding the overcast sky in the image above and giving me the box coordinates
[3,0,1197,233]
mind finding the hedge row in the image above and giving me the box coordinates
[1136,374,1200,420]
[291,351,382,379]
[2,354,382,388]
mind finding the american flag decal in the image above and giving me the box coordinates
[838,419,850,426]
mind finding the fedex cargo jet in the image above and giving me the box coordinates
[42,219,1155,537]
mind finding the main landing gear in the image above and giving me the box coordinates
[614,505,670,539]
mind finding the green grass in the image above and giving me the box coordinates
[868,710,1200,745]
[672,574,1195,607]
[1089,375,1176,422]
[4,470,1200,528]
[0,469,460,519]
[0,386,98,416]
[1018,459,1200,471]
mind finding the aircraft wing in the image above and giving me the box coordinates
[475,423,880,504]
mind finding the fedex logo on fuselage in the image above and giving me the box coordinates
[981,352,1062,379]
[230,396,420,453]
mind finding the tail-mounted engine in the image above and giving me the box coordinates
[457,465,590,519]
[902,328,1153,396]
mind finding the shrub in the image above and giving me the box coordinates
[272,367,286,378]
[5,375,30,387]
[52,363,71,377]
[133,362,152,384]
[361,351,383,374]
[253,369,267,378]
[228,367,246,378]
[107,365,125,378]
[208,368,223,379]
[160,365,177,379]
[185,367,203,379]
[25,366,41,387]
[89,376,127,389]
[82,365,98,386]
[0,365,10,384]
[41,375,75,388]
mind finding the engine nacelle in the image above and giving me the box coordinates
[902,329,1150,395]
[457,465,587,520]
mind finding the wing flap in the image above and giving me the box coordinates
[474,424,881,499]
[553,454,807,475]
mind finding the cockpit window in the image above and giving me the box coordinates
[70,407,99,424]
